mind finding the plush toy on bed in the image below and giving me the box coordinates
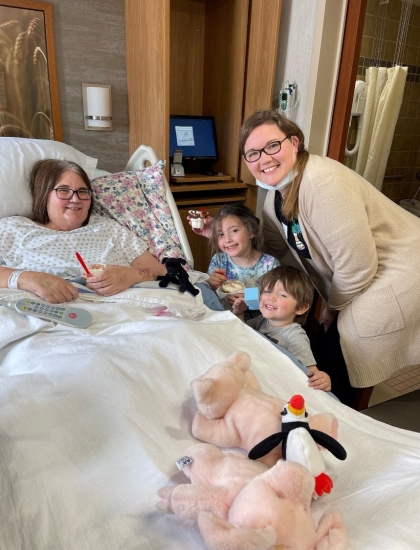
[191,351,339,469]
[157,442,267,520]
[158,448,349,550]
[198,459,349,550]
[158,257,199,296]
[249,394,347,497]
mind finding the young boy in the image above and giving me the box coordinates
[233,266,331,393]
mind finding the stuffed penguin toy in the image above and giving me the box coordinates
[248,394,347,497]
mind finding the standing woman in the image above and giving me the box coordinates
[239,108,420,406]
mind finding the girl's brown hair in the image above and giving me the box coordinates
[29,159,94,226]
[258,266,314,325]
[209,202,263,258]
[240,108,309,220]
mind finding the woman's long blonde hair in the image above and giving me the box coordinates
[240,109,309,220]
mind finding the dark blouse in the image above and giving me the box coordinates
[274,191,311,259]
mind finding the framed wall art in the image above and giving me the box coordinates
[0,0,61,140]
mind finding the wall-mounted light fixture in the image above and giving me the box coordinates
[82,83,113,131]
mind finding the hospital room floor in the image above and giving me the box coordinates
[361,365,420,433]
[368,364,420,406]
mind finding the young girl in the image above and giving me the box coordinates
[207,203,280,312]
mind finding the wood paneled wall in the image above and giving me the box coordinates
[170,0,205,115]
[238,0,282,188]
[202,0,249,176]
[125,0,281,190]
[125,0,170,162]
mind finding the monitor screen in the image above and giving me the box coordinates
[169,115,218,161]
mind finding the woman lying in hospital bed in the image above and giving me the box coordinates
[0,159,167,303]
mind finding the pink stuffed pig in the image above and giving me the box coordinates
[157,443,267,520]
[197,460,349,550]
[191,351,338,467]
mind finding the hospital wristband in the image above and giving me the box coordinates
[7,270,26,289]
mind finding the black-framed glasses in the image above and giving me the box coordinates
[243,136,290,163]
[53,187,92,200]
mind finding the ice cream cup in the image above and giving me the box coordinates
[81,263,106,280]
[191,217,204,229]
[221,280,245,294]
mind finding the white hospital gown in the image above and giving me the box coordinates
[0,214,148,279]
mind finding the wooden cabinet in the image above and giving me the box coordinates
[125,0,281,268]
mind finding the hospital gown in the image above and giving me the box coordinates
[0,214,148,279]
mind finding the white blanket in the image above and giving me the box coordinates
[1,293,420,550]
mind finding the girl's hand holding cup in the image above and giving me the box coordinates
[221,279,245,306]
[187,212,214,238]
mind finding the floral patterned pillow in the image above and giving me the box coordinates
[91,160,186,264]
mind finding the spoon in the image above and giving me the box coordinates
[75,252,92,278]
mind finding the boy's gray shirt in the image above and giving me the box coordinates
[246,316,316,367]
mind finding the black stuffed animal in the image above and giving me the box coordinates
[157,257,199,296]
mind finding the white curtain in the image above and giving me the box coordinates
[355,65,407,190]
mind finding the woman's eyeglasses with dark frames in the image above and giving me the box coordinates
[243,136,290,163]
[53,187,92,200]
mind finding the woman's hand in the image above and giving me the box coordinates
[322,306,338,333]
[86,265,153,296]
[187,215,214,238]
[208,268,227,290]
[20,272,79,304]
[307,366,331,392]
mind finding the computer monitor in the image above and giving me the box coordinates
[169,115,218,173]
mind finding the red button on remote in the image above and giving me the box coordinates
[68,313,77,319]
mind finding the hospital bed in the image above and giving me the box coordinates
[0,138,420,550]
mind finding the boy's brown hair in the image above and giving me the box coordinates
[258,266,314,325]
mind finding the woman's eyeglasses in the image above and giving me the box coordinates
[243,136,290,163]
[53,187,92,200]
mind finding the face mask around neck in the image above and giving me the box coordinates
[256,169,294,191]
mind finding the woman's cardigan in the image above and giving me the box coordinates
[262,155,420,388]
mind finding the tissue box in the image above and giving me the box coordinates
[244,287,260,310]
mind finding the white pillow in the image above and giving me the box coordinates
[0,138,98,220]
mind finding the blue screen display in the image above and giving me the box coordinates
[169,116,218,160]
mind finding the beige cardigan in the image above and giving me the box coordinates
[262,155,420,387]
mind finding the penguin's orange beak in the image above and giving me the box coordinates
[288,394,305,416]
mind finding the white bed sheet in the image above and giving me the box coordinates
[1,296,420,550]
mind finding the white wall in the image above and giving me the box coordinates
[256,0,348,217]
[274,0,347,152]
[273,0,319,131]
[304,0,348,156]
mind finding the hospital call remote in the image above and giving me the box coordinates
[14,299,93,328]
